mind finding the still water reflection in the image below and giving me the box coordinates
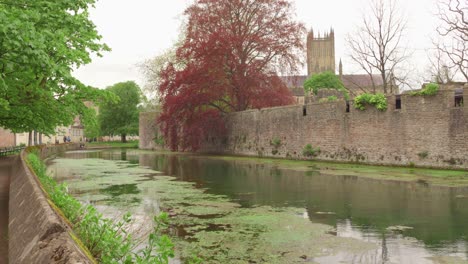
[47,149,468,264]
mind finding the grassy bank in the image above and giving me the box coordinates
[160,152,468,187]
[26,150,173,263]
[214,155,468,186]
[87,140,139,149]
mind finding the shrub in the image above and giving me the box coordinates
[154,136,165,146]
[318,95,338,103]
[270,138,281,148]
[302,144,320,157]
[303,71,349,100]
[354,93,388,111]
[410,83,439,96]
[26,152,174,263]
[417,151,429,159]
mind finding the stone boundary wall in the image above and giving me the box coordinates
[139,88,468,170]
[202,88,468,169]
[139,111,161,150]
[9,144,92,264]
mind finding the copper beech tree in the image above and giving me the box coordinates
[158,0,305,151]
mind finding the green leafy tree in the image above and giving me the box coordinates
[99,81,144,142]
[0,0,111,136]
[303,71,349,99]
[82,107,101,140]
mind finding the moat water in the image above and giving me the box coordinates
[47,149,468,264]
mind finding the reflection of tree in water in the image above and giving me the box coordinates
[138,152,468,251]
[50,150,468,262]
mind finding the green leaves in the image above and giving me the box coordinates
[26,151,175,264]
[99,81,144,141]
[0,0,109,134]
[354,93,388,111]
[303,71,349,100]
[410,83,439,96]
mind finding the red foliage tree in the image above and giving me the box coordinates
[158,0,305,151]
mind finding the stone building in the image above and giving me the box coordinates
[307,29,335,76]
[282,28,397,103]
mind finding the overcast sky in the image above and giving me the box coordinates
[73,0,440,89]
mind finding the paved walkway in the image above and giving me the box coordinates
[0,156,13,264]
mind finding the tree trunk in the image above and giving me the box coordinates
[39,133,42,145]
[33,131,38,145]
[28,131,32,146]
[121,134,127,143]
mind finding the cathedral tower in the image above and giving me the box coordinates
[307,28,335,76]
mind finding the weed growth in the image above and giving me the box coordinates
[410,83,439,96]
[302,144,320,157]
[354,93,388,111]
[26,151,174,263]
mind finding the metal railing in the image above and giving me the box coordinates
[0,146,26,156]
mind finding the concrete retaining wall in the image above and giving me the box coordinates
[9,144,92,264]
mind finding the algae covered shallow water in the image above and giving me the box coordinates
[47,149,468,264]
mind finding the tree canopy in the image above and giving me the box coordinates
[304,72,349,99]
[99,81,144,142]
[0,0,111,135]
[158,0,305,151]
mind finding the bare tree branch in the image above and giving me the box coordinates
[435,0,468,81]
[346,0,409,94]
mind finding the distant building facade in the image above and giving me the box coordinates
[307,29,335,76]
[282,28,398,103]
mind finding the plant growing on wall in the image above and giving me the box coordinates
[303,72,349,100]
[303,144,320,157]
[270,138,282,148]
[154,136,165,147]
[417,151,429,159]
[354,93,388,111]
[410,83,439,96]
[270,138,282,155]
[319,96,338,103]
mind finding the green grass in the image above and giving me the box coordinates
[87,140,139,148]
[25,150,174,263]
